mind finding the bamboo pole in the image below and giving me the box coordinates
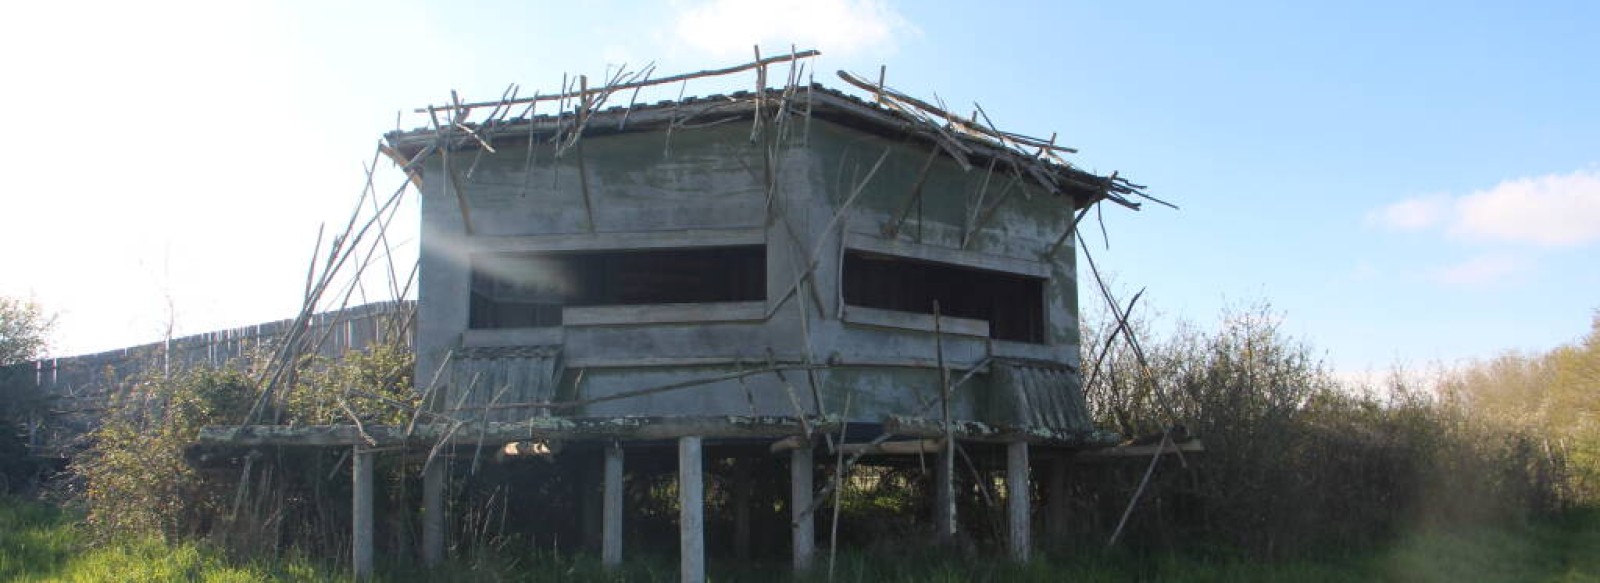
[836,70,1079,155]
[575,75,597,232]
[414,51,820,113]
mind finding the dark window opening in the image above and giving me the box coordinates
[470,246,765,329]
[843,250,1045,343]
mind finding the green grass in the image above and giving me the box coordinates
[3,496,1599,582]
[0,499,337,582]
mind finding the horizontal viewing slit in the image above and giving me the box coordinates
[843,250,1045,343]
[470,245,765,329]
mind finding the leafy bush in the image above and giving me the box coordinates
[70,342,418,556]
[73,366,258,538]
[1076,301,1569,557]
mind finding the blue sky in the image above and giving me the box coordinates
[1,0,1595,378]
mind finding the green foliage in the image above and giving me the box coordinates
[283,343,419,426]
[0,297,51,367]
[0,496,340,581]
[73,366,259,538]
[1079,300,1568,557]
[70,342,418,547]
[1442,313,1600,501]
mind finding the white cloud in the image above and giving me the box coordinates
[1368,169,1600,248]
[673,0,916,59]
[1365,195,1448,231]
[1429,253,1526,287]
[1450,171,1600,247]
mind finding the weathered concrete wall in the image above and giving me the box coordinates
[416,116,1087,430]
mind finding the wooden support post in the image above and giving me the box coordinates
[1007,441,1031,563]
[732,458,752,561]
[935,442,956,543]
[679,436,705,583]
[422,460,445,566]
[1046,457,1069,545]
[352,446,374,580]
[790,445,814,571]
[602,442,624,568]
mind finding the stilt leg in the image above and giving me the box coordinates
[353,447,374,580]
[422,459,445,566]
[603,442,624,567]
[1007,441,1031,563]
[791,445,814,571]
[679,437,705,583]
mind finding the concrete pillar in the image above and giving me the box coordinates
[580,455,601,551]
[790,445,814,571]
[1006,441,1031,563]
[422,460,445,566]
[1046,457,1070,545]
[732,459,752,561]
[934,441,956,543]
[602,442,624,568]
[679,436,705,583]
[352,447,375,580]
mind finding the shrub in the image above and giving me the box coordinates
[71,342,418,558]
[74,366,258,538]
[1077,301,1569,557]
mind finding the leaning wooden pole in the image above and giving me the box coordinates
[413,51,821,114]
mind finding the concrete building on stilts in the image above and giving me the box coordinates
[198,51,1163,580]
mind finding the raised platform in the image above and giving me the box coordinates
[195,414,1121,449]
